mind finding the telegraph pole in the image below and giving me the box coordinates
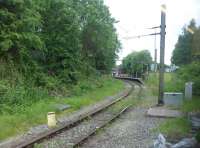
[122,4,166,105]
[158,4,166,105]
[154,29,157,72]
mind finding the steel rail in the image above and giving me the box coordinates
[6,80,135,148]
[73,105,131,147]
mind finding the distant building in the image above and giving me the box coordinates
[167,64,179,72]
[150,64,157,72]
[150,64,179,72]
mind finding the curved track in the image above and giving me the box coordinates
[3,80,139,148]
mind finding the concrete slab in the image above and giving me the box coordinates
[147,107,183,118]
[54,104,71,111]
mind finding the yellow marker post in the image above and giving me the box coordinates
[47,112,57,128]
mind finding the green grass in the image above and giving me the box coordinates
[164,73,184,92]
[157,96,200,139]
[145,73,159,95]
[146,72,184,95]
[181,96,200,113]
[0,76,124,141]
[157,117,191,139]
[146,72,200,140]
[147,72,195,139]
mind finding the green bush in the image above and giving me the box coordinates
[157,62,200,95]
[164,73,184,92]
[181,96,200,112]
[177,62,200,95]
[0,85,50,114]
[145,73,184,95]
[158,117,191,139]
[196,131,200,142]
[71,76,103,96]
[0,80,10,97]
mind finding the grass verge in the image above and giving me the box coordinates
[0,76,124,141]
[181,96,200,113]
[145,72,184,95]
[156,98,200,140]
[150,73,200,139]
[157,117,191,139]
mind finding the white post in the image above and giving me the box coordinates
[185,82,193,100]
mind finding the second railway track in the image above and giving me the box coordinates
[3,80,141,148]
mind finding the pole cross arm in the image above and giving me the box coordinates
[123,32,160,40]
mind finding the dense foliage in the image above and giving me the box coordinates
[171,19,200,96]
[177,62,200,96]
[122,50,152,77]
[0,0,120,78]
[0,0,120,111]
[171,20,200,66]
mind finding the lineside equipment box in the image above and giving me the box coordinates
[164,92,183,106]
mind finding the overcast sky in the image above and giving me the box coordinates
[104,0,200,65]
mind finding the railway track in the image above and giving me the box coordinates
[38,103,131,148]
[3,80,140,148]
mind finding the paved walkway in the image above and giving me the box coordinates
[147,107,183,118]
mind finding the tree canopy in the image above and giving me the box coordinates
[122,50,152,76]
[171,19,200,66]
[171,19,200,95]
[0,0,120,84]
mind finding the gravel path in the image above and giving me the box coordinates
[81,90,165,148]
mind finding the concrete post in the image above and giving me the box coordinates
[185,82,193,100]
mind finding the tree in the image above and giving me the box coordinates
[171,19,200,95]
[80,0,120,74]
[0,0,121,84]
[177,62,200,95]
[122,50,152,77]
[38,0,82,83]
[192,26,200,61]
[171,20,197,66]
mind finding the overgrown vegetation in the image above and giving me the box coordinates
[0,0,120,113]
[0,0,123,140]
[148,72,200,139]
[165,23,200,139]
[158,118,191,139]
[176,62,200,96]
[148,19,200,141]
[122,50,152,77]
[171,19,200,95]
[0,76,124,140]
[158,95,200,139]
[171,19,200,66]
[163,73,184,92]
[145,73,183,95]
[146,69,200,96]
[181,96,200,113]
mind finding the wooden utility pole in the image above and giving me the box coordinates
[158,4,166,105]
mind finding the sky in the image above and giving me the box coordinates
[104,0,200,65]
